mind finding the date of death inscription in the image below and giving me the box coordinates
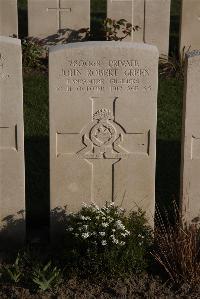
[56,59,152,93]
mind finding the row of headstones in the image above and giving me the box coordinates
[0,36,199,246]
[0,0,200,56]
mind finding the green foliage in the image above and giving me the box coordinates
[64,17,140,42]
[103,18,140,41]
[18,0,27,9]
[157,78,183,141]
[32,261,61,291]
[3,254,23,283]
[22,39,45,71]
[65,202,153,277]
[91,0,106,12]
[23,74,49,224]
[171,0,181,16]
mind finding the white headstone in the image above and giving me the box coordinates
[0,36,25,247]
[180,0,200,55]
[180,50,200,226]
[0,0,18,37]
[49,41,158,237]
[28,0,90,43]
[107,0,171,57]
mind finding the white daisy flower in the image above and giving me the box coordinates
[102,222,109,228]
[113,238,119,244]
[115,220,126,230]
[125,230,130,235]
[67,227,73,232]
[99,231,106,237]
[102,240,107,246]
[120,241,125,246]
[82,232,90,239]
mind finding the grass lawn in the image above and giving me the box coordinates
[18,0,183,228]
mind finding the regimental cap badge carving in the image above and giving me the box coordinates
[93,108,114,121]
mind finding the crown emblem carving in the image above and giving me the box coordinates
[93,109,114,121]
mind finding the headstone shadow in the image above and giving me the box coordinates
[169,14,180,56]
[18,4,28,38]
[25,136,49,241]
[156,139,181,223]
[50,206,68,243]
[29,28,90,47]
[91,0,107,41]
[0,210,25,250]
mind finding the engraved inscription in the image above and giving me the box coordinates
[57,58,151,93]
[0,125,18,151]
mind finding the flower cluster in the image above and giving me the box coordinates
[66,202,131,249]
[65,204,153,276]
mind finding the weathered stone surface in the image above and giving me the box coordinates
[0,37,25,247]
[180,50,200,226]
[28,0,90,43]
[0,0,18,37]
[107,0,171,57]
[180,0,200,54]
[49,41,158,236]
[145,0,171,58]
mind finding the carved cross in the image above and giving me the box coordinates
[57,97,149,204]
[47,0,71,31]
[0,126,17,151]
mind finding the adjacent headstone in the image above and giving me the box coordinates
[0,0,18,37]
[107,0,171,57]
[49,41,158,237]
[180,50,200,226]
[180,0,200,55]
[28,0,90,43]
[0,37,25,247]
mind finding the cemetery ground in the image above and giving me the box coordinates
[1,0,200,298]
